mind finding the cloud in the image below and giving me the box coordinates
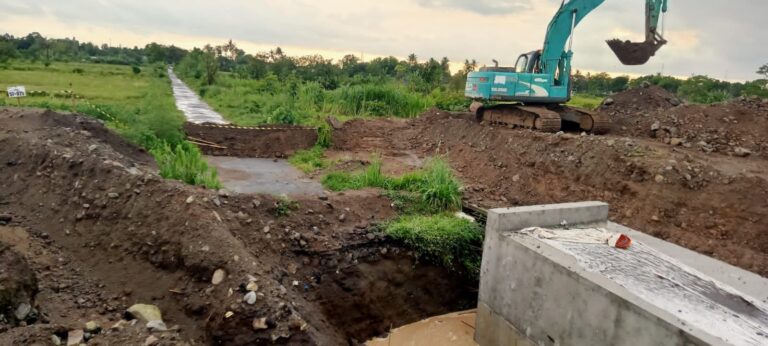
[415,0,533,15]
[0,0,766,81]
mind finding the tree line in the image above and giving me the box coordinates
[2,32,767,103]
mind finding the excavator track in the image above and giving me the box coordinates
[472,102,610,134]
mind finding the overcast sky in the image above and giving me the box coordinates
[1,0,765,80]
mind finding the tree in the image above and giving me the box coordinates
[758,63,768,79]
[202,44,219,85]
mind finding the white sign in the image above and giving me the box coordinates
[7,86,26,98]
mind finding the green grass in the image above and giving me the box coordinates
[567,94,603,110]
[322,157,462,213]
[385,214,483,277]
[0,60,221,189]
[288,146,331,173]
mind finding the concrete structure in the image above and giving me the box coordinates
[476,202,768,346]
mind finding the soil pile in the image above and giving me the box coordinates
[0,108,475,345]
[600,87,768,158]
[183,123,317,158]
[333,109,768,276]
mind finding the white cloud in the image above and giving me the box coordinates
[0,0,765,81]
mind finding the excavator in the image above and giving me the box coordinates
[465,0,669,134]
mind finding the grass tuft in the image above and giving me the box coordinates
[385,214,483,277]
[150,142,221,189]
[288,146,330,173]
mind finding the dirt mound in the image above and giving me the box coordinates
[599,89,768,158]
[333,109,768,277]
[184,122,317,158]
[0,244,38,328]
[599,85,681,116]
[0,108,476,345]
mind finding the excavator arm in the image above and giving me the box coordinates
[540,0,669,81]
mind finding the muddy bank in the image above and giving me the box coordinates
[0,108,477,345]
[184,122,317,158]
[332,108,768,276]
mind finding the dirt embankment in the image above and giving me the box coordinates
[0,108,475,345]
[600,86,768,158]
[183,123,317,158]
[333,107,768,277]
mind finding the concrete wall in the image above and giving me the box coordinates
[475,202,724,346]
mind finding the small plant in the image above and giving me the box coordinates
[418,159,462,212]
[316,123,332,148]
[288,146,329,173]
[132,65,141,75]
[385,214,483,277]
[72,67,85,74]
[273,196,299,217]
[150,141,222,189]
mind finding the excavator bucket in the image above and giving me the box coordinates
[606,38,666,65]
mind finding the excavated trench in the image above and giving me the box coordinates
[0,108,477,345]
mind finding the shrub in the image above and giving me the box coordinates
[132,65,141,75]
[418,159,462,211]
[150,141,221,189]
[385,215,483,277]
[316,123,332,148]
[72,67,85,74]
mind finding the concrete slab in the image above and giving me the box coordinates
[205,156,324,196]
[168,68,228,124]
[476,202,768,346]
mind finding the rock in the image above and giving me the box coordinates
[51,334,62,346]
[218,189,232,197]
[126,304,163,323]
[252,199,262,208]
[338,214,346,222]
[0,214,12,223]
[14,302,31,321]
[734,147,752,157]
[651,215,660,222]
[318,194,329,201]
[669,98,681,106]
[66,329,84,346]
[146,319,168,332]
[670,138,683,146]
[244,291,257,305]
[252,317,269,330]
[366,233,376,240]
[144,335,160,346]
[654,175,665,183]
[246,281,259,292]
[212,268,226,285]
[84,321,101,333]
[650,121,661,132]
[107,192,119,199]
[603,97,615,106]
[236,212,249,220]
[185,196,195,204]
[641,81,651,88]
[512,174,520,182]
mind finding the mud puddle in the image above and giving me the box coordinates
[206,156,325,196]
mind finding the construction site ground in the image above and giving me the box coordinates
[1,86,767,345]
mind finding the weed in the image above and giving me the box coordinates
[316,123,332,148]
[418,159,462,211]
[150,142,222,189]
[273,196,299,217]
[288,146,330,173]
[385,214,483,277]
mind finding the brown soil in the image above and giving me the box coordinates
[332,108,768,277]
[0,108,475,345]
[183,122,317,158]
[600,87,768,158]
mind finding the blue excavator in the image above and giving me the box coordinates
[465,0,668,134]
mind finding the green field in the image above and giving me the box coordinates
[0,60,221,188]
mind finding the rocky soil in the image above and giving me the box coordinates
[331,96,768,277]
[0,108,475,345]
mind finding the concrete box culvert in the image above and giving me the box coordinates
[476,201,768,346]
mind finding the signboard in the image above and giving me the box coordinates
[7,86,26,98]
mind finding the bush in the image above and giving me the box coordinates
[417,159,462,211]
[132,65,141,75]
[150,141,221,189]
[72,67,85,74]
[316,123,332,148]
[385,215,483,276]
